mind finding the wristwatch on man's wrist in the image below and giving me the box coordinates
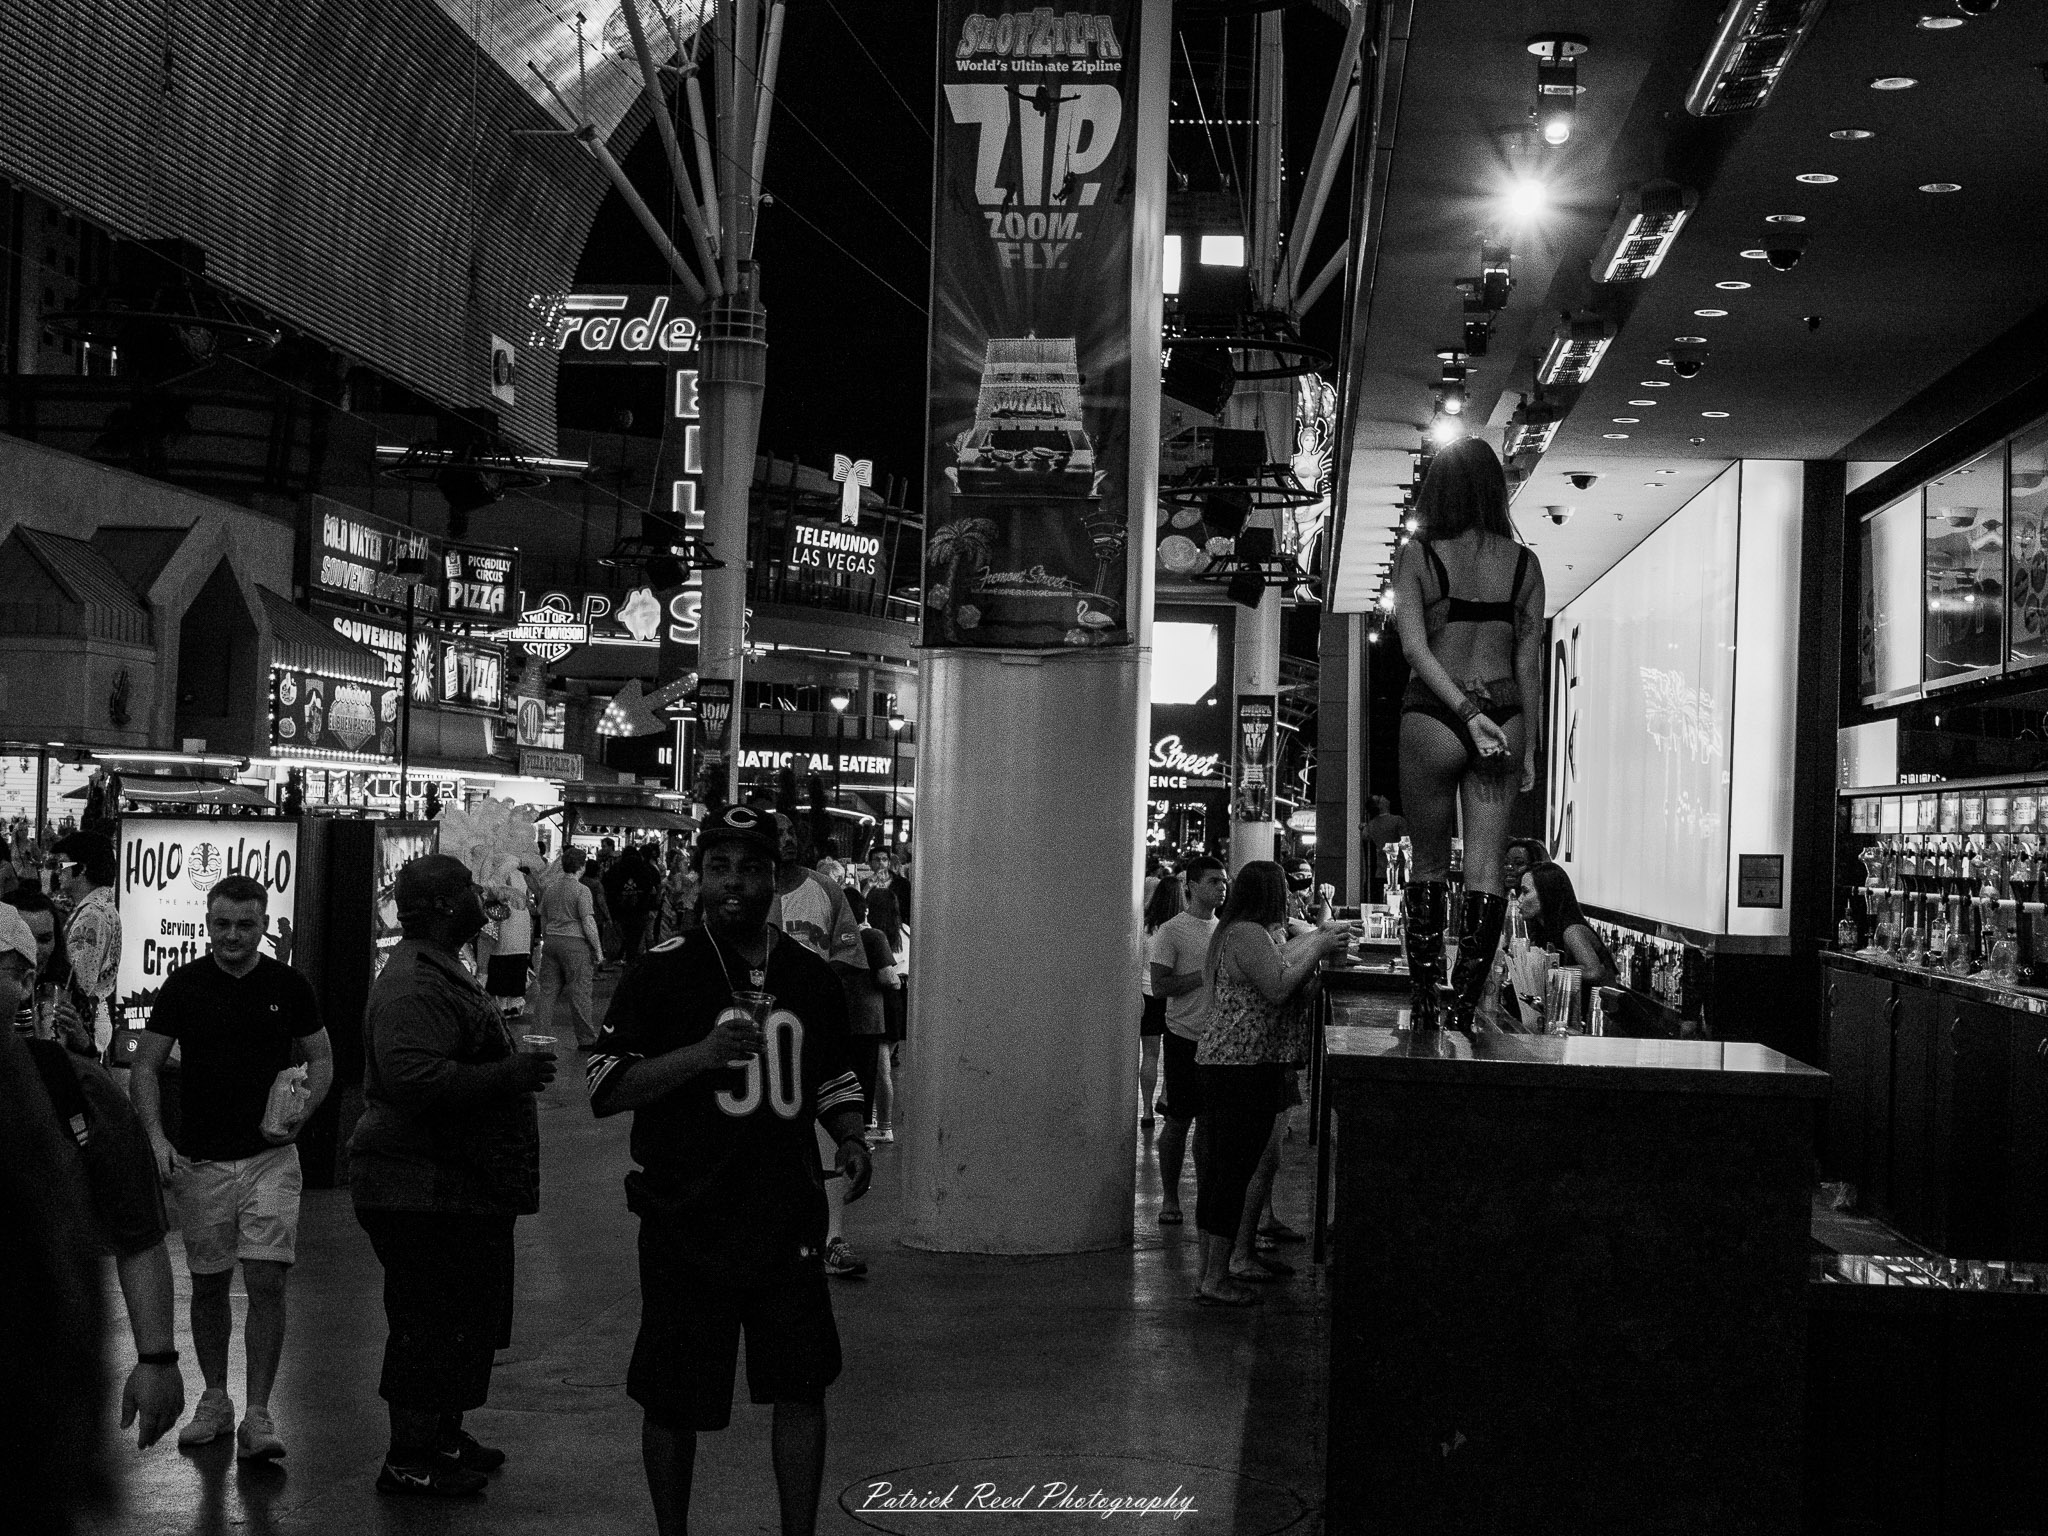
[1456,698,1482,722]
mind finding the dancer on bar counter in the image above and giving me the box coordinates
[1389,438,1546,1030]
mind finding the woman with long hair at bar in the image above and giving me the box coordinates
[1517,860,1618,992]
[1390,437,1546,1030]
[1192,862,1349,1305]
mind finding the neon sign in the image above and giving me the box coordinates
[539,293,700,355]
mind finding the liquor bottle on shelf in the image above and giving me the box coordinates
[1838,900,1859,952]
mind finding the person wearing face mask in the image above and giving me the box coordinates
[53,831,120,1054]
[350,855,555,1497]
[3,886,84,1043]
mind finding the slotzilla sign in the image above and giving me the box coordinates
[270,666,398,759]
[921,0,1146,650]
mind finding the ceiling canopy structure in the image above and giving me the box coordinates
[1330,0,2048,614]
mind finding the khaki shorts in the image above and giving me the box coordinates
[171,1144,303,1273]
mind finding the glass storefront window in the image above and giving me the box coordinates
[1860,493,1922,703]
[2008,420,2048,670]
[1922,448,2005,686]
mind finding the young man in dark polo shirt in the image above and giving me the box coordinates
[129,875,331,1463]
[588,805,872,1536]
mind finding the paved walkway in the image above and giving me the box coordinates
[81,978,1330,1535]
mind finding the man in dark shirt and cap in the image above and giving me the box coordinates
[350,854,555,1497]
[588,805,871,1536]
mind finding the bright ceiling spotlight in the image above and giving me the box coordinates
[1869,76,1919,90]
[1526,34,1590,145]
[1504,177,1549,224]
[1430,414,1466,446]
[1436,350,1469,415]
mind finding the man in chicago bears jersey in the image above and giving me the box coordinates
[588,805,871,1536]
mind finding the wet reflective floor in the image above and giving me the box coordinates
[77,990,1330,1535]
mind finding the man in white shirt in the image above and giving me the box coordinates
[1147,856,1227,1226]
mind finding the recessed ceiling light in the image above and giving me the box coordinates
[1796,173,1840,184]
[1702,410,1730,418]
[1639,380,1670,388]
[1694,309,1729,317]
[1628,399,1658,406]
[1603,433,1630,440]
[1830,128,1876,140]
[1689,436,1707,444]
[1765,214,1807,224]
[1870,76,1919,90]
[1916,16,1963,29]
[1614,417,1640,424]
[1740,248,1770,259]
[1715,281,1752,290]
[1675,335,1708,344]
[1919,181,1963,193]
[1658,469,1677,475]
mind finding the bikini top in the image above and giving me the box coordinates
[1421,541,1530,627]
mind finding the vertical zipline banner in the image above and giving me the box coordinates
[923,2,1141,650]
[1234,694,1277,825]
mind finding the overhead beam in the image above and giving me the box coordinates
[618,0,724,299]
[1278,0,1371,304]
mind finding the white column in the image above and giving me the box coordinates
[900,0,1168,1254]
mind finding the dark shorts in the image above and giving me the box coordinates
[1140,994,1167,1038]
[848,1036,882,1117]
[484,952,532,998]
[1159,1031,1205,1121]
[356,1208,516,1414]
[628,1221,843,1431]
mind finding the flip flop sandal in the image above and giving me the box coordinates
[1192,1289,1262,1307]
[1259,1223,1306,1243]
[1156,1209,1185,1225]
[1228,1264,1281,1284]
[1254,1235,1281,1253]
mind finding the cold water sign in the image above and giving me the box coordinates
[787,519,882,583]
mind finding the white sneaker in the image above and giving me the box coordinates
[178,1388,235,1447]
[237,1407,286,1462]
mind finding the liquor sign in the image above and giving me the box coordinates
[921,0,1146,650]
[436,637,507,712]
[786,519,883,584]
[1234,694,1278,824]
[311,505,438,612]
[269,666,399,759]
[116,818,300,1021]
[696,678,735,755]
[442,545,519,622]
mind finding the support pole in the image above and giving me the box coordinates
[683,42,723,257]
[901,0,1170,1254]
[1295,240,1348,316]
[617,0,724,297]
[527,63,706,306]
[1231,11,1289,872]
[1278,2,1370,304]
[747,0,788,256]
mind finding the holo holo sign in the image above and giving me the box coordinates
[117,819,299,1020]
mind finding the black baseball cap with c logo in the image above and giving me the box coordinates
[696,806,780,859]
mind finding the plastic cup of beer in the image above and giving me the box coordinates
[518,1032,558,1055]
[729,989,775,1067]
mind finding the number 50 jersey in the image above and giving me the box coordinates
[588,931,864,1279]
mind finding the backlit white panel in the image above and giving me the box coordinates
[1548,466,1740,933]
[1726,461,1802,940]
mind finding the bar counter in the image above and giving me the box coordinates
[1322,1020,1826,1535]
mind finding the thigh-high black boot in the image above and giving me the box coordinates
[1447,890,1508,1032]
[1402,881,1449,1031]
